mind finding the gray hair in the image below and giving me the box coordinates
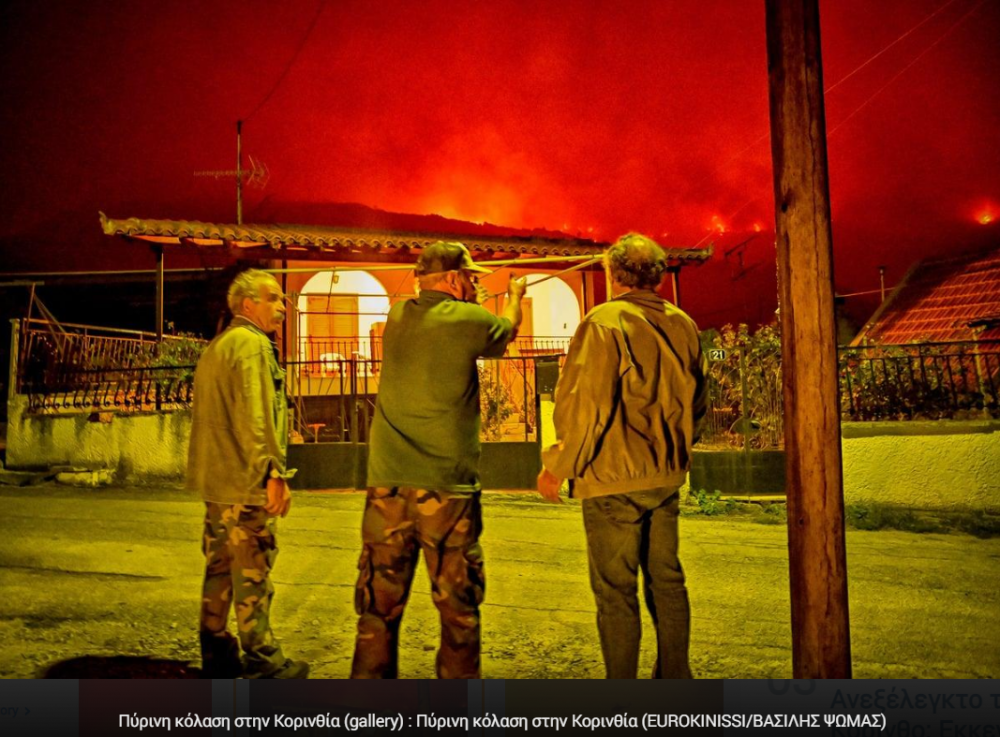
[604,233,668,289]
[227,269,278,316]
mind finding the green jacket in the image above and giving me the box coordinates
[542,290,708,499]
[187,317,293,505]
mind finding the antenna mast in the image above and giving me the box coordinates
[236,120,243,225]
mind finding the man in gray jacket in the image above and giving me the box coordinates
[538,233,707,679]
[188,269,307,679]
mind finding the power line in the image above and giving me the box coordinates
[686,0,985,247]
[824,0,962,95]
[244,0,327,122]
[828,0,986,137]
[685,0,975,198]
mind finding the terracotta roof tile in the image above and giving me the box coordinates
[99,213,713,264]
[854,245,1000,344]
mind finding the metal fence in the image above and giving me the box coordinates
[700,338,1000,449]
[13,319,205,413]
[701,342,784,450]
[18,316,994,436]
[285,355,540,443]
[22,365,196,413]
[839,340,1000,421]
[294,335,569,376]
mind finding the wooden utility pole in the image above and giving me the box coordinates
[765,0,851,678]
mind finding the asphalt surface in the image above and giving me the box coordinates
[0,484,997,679]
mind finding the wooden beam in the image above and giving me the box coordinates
[765,0,851,678]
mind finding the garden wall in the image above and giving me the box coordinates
[9,392,998,509]
[6,396,541,489]
[689,420,1000,511]
[841,420,1000,511]
[5,395,190,479]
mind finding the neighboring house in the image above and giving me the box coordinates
[837,242,1000,424]
[852,244,1000,346]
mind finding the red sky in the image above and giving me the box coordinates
[1,0,997,328]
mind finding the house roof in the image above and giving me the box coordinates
[99,212,713,265]
[852,244,1000,345]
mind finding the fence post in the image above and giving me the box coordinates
[8,318,21,403]
[738,346,753,492]
[522,357,529,442]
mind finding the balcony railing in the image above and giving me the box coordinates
[294,335,570,376]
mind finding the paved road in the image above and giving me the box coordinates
[0,485,996,678]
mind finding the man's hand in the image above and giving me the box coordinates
[501,276,528,331]
[265,477,292,517]
[537,467,564,503]
[507,276,527,302]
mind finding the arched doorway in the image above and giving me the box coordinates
[297,270,390,372]
[520,273,581,350]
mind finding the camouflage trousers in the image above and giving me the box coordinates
[200,502,286,676]
[351,487,485,679]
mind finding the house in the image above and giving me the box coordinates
[5,208,712,488]
[852,243,1000,345]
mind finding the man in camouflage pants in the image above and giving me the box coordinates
[188,269,308,679]
[351,242,526,678]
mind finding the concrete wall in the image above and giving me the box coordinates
[10,389,998,509]
[7,396,541,489]
[842,420,1000,511]
[5,395,190,481]
[688,421,1000,511]
[690,450,786,496]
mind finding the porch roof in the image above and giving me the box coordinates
[99,213,713,265]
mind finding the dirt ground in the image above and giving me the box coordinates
[0,483,997,679]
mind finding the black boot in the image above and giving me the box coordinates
[200,631,242,679]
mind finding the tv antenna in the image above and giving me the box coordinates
[193,120,269,224]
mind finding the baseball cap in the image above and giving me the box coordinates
[415,241,491,276]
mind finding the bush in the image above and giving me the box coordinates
[690,489,736,516]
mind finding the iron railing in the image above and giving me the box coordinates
[16,316,996,432]
[701,342,783,450]
[22,365,196,413]
[285,355,538,443]
[16,318,206,396]
[839,340,1000,421]
[294,335,569,376]
[700,339,1000,449]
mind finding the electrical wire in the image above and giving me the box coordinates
[824,0,962,95]
[685,0,977,199]
[686,0,986,249]
[828,0,986,137]
[244,0,327,122]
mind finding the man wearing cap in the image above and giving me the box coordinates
[350,241,526,679]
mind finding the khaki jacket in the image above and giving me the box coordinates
[542,290,708,499]
[186,317,293,505]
